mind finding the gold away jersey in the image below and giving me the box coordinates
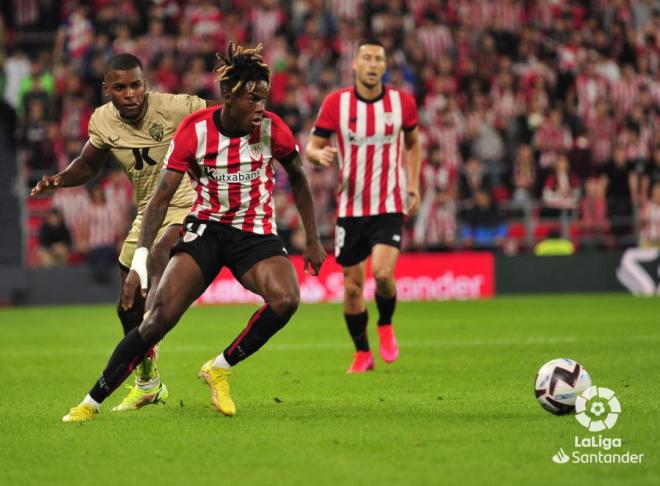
[87,91,206,214]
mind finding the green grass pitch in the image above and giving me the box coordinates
[0,294,658,485]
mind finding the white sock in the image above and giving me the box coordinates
[212,353,231,369]
[82,394,100,410]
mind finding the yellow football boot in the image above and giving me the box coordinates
[199,360,236,416]
[62,403,98,423]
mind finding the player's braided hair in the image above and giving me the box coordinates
[215,42,271,95]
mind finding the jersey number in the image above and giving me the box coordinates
[132,148,157,170]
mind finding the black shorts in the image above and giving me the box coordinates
[171,218,289,286]
[335,213,403,266]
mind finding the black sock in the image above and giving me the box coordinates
[344,311,369,351]
[89,328,154,403]
[223,305,289,366]
[376,293,396,326]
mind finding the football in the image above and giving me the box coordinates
[535,358,592,415]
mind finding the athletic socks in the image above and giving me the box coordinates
[82,394,101,410]
[222,305,290,366]
[376,293,396,326]
[344,311,369,351]
[88,327,154,403]
[212,352,232,369]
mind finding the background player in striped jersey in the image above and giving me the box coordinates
[62,43,326,422]
[306,39,422,373]
[31,53,216,411]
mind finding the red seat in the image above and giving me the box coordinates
[27,196,52,214]
[507,222,526,239]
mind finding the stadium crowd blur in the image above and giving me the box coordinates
[2,0,659,269]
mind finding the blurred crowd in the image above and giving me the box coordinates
[1,0,659,268]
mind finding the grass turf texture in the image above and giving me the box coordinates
[0,294,658,485]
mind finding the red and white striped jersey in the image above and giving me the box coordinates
[417,24,453,61]
[575,74,608,124]
[313,86,418,218]
[641,201,660,243]
[611,77,640,119]
[82,202,120,249]
[587,114,615,165]
[165,107,298,235]
[492,2,523,32]
[328,0,364,20]
[250,6,286,45]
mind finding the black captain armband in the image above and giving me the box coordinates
[402,124,417,132]
[278,150,299,165]
[312,126,333,138]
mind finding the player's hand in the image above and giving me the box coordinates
[30,174,63,196]
[121,270,145,310]
[315,146,338,167]
[406,187,421,217]
[303,238,326,276]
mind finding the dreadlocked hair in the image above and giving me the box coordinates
[215,42,271,95]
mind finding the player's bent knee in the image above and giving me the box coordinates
[270,291,300,319]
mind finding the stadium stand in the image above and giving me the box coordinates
[1,0,658,267]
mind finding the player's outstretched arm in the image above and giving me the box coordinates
[404,127,422,217]
[281,154,326,276]
[305,134,337,167]
[30,141,108,196]
[120,168,183,309]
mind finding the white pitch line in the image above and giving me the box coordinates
[1,335,658,358]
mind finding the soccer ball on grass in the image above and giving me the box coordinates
[534,358,592,415]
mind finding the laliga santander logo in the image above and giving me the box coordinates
[575,386,621,432]
[550,385,644,465]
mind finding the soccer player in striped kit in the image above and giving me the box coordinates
[62,43,326,422]
[306,39,422,373]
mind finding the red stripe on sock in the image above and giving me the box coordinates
[227,305,268,356]
[111,355,143,394]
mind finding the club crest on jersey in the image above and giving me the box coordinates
[384,112,395,126]
[149,122,164,142]
[248,143,263,160]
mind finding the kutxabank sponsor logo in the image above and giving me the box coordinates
[551,386,645,465]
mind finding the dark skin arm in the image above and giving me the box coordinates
[30,142,108,195]
[120,168,183,309]
[281,153,326,275]
[403,127,422,217]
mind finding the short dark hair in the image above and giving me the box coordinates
[105,53,143,76]
[215,42,271,96]
[356,38,386,52]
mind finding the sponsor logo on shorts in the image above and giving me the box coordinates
[393,234,401,242]
[183,231,198,243]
